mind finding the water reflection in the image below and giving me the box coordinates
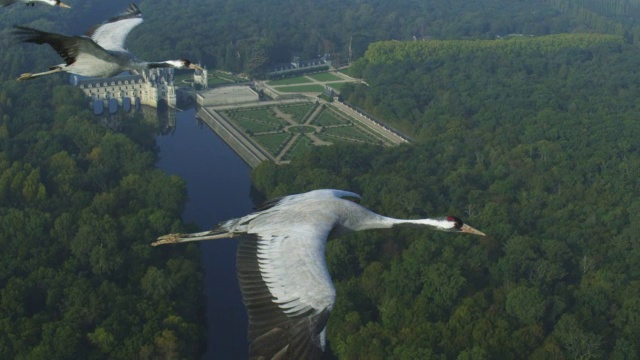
[155,108,253,359]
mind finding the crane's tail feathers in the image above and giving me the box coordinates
[152,230,234,246]
[17,67,62,81]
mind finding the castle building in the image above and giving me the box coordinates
[193,66,208,89]
[72,68,177,108]
[266,54,332,78]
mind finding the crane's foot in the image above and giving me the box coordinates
[151,233,183,246]
[17,73,34,81]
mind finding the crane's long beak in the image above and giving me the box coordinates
[58,2,71,8]
[189,64,204,71]
[152,230,233,246]
[460,224,486,236]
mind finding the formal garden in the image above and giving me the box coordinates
[218,102,393,162]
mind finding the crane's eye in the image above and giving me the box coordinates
[447,216,463,229]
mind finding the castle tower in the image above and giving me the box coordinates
[139,68,177,107]
[193,65,208,89]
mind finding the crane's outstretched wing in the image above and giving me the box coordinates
[153,189,363,359]
[236,192,357,359]
[0,0,17,7]
[237,224,335,359]
[84,3,142,52]
[13,25,110,66]
[254,189,361,212]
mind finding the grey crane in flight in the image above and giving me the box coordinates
[12,3,202,81]
[1,0,70,8]
[152,189,486,359]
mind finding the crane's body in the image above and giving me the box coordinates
[153,189,485,359]
[1,0,70,8]
[13,3,202,81]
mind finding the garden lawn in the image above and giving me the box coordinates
[282,135,315,161]
[275,84,324,93]
[307,72,342,82]
[267,76,312,86]
[253,132,293,156]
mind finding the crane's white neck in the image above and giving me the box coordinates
[143,61,174,69]
[348,209,455,232]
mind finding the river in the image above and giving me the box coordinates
[155,108,252,359]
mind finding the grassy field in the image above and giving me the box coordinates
[228,108,284,124]
[208,75,235,85]
[213,71,247,83]
[275,84,325,93]
[234,117,283,133]
[278,104,314,122]
[253,132,292,156]
[311,108,351,126]
[338,67,356,77]
[307,72,342,82]
[267,76,312,86]
[281,135,315,161]
[326,82,348,91]
[318,125,384,144]
[223,108,288,133]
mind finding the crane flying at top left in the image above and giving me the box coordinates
[12,3,203,81]
[1,0,70,8]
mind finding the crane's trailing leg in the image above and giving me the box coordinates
[152,230,234,246]
[17,66,62,81]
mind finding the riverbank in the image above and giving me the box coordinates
[156,109,253,359]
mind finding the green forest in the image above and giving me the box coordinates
[2,0,640,358]
[0,80,205,358]
[0,0,617,78]
[250,33,640,359]
[1,3,213,358]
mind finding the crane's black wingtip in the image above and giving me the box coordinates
[128,3,140,12]
[11,25,42,43]
[98,2,142,26]
[123,3,142,18]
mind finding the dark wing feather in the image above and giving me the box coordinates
[13,25,80,65]
[237,234,329,360]
[254,196,286,211]
[13,26,108,66]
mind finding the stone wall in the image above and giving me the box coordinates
[196,108,269,168]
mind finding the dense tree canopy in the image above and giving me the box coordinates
[0,80,205,358]
[2,0,639,78]
[251,34,640,358]
[2,0,640,358]
[0,0,615,78]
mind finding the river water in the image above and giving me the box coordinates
[155,108,252,359]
